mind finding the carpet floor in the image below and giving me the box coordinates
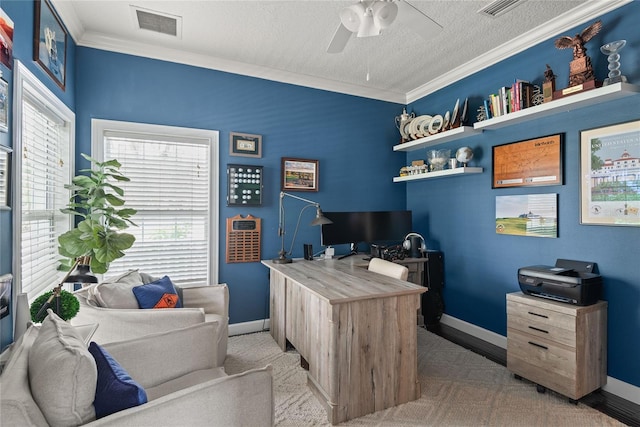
[224,329,625,426]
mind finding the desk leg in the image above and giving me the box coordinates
[269,269,287,351]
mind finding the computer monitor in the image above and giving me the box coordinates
[320,211,412,247]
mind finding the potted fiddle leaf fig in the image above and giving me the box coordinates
[57,153,137,275]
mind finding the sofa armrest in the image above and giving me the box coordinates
[179,283,228,318]
[101,322,219,389]
[86,365,274,427]
[71,304,206,345]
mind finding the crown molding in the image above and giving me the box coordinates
[77,31,407,104]
[405,0,632,104]
[53,0,630,105]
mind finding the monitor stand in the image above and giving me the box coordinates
[338,243,359,260]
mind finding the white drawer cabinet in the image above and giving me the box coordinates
[506,292,607,400]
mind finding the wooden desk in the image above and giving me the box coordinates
[262,258,426,424]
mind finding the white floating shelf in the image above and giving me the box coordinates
[393,126,481,152]
[474,82,640,130]
[393,167,483,182]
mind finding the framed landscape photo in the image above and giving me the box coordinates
[495,193,558,238]
[580,120,640,226]
[230,132,262,158]
[281,158,318,192]
[34,0,67,90]
[493,134,563,188]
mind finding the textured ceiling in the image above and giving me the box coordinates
[52,0,629,103]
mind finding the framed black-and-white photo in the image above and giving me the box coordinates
[0,145,10,209]
[580,120,640,226]
[230,132,262,158]
[0,77,8,132]
[34,0,67,90]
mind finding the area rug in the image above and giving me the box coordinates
[224,329,624,426]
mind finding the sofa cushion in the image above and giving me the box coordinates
[132,276,183,309]
[88,342,148,418]
[0,325,49,426]
[145,367,226,401]
[28,310,97,427]
[91,269,143,309]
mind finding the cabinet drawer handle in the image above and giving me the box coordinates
[528,341,548,350]
[528,326,549,334]
[528,311,549,319]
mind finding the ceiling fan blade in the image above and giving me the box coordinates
[396,0,443,40]
[327,23,353,53]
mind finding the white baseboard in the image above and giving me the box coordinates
[440,314,640,406]
[229,319,270,337]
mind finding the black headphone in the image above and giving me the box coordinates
[402,232,427,252]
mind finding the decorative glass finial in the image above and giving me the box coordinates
[600,40,628,86]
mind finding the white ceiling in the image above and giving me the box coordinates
[52,0,629,104]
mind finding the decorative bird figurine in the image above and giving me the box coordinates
[554,20,602,87]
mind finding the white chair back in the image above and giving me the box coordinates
[368,258,409,281]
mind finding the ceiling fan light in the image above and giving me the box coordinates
[340,3,365,33]
[357,10,380,37]
[372,1,398,29]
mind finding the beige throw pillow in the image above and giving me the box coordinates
[28,310,97,427]
[92,269,143,308]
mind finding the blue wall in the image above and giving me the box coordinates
[2,0,639,392]
[407,3,640,388]
[74,48,406,325]
[0,0,76,350]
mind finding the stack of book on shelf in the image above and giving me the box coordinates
[484,80,535,119]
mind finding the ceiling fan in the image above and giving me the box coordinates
[327,0,443,53]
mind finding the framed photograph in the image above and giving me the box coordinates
[580,120,640,226]
[495,194,558,238]
[0,8,14,69]
[0,77,7,132]
[281,158,319,192]
[230,132,262,158]
[33,0,67,90]
[0,145,10,210]
[493,134,563,188]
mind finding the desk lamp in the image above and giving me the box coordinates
[272,192,332,264]
[34,256,98,320]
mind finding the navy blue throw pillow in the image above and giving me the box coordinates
[88,342,148,418]
[132,275,183,309]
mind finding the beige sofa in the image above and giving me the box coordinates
[0,313,273,427]
[72,270,229,366]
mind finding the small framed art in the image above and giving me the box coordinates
[493,134,563,188]
[34,0,67,90]
[0,77,8,132]
[580,120,640,226]
[281,158,319,192]
[230,132,262,158]
[0,145,11,209]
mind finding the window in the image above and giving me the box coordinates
[12,61,75,301]
[92,119,219,286]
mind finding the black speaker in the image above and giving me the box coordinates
[303,243,313,260]
[421,251,444,325]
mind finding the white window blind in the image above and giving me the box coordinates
[94,121,219,286]
[13,61,74,301]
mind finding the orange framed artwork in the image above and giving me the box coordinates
[492,134,563,188]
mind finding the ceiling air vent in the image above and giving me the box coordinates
[478,0,525,18]
[131,6,182,38]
